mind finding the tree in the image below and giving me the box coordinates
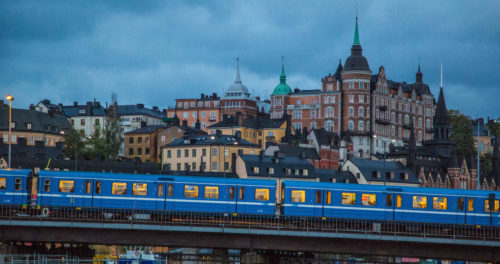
[63,128,85,159]
[448,109,475,159]
[487,119,500,138]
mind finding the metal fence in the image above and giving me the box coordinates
[1,205,499,242]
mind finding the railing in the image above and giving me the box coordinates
[1,205,499,242]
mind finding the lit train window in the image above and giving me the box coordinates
[484,200,500,212]
[184,185,198,198]
[458,198,464,211]
[133,183,148,196]
[14,178,22,191]
[468,198,474,211]
[291,190,305,203]
[255,188,269,201]
[204,186,219,199]
[342,193,356,205]
[85,181,91,194]
[432,197,447,210]
[326,191,331,204]
[44,180,51,192]
[59,180,74,193]
[168,184,173,197]
[239,187,245,200]
[396,195,402,208]
[0,178,6,190]
[361,194,376,206]
[158,184,164,197]
[112,182,127,195]
[412,196,427,209]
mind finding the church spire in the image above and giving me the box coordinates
[353,16,360,45]
[280,56,286,83]
[234,57,242,84]
[416,63,423,83]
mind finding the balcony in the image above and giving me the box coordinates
[375,118,390,125]
[378,105,387,111]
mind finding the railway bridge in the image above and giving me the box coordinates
[0,207,499,262]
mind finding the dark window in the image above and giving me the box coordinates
[138,137,142,143]
[387,194,392,207]
[137,148,142,155]
[14,178,22,191]
[385,172,391,179]
[371,171,377,179]
[399,173,405,180]
[85,181,91,194]
[184,163,189,170]
[167,150,171,158]
[80,119,85,126]
[95,181,101,194]
[458,198,464,211]
[239,187,245,200]
[158,184,164,197]
[224,162,229,170]
[129,148,134,155]
[192,149,196,157]
[202,148,206,156]
[168,184,173,197]
[129,137,134,144]
[176,163,181,171]
[192,162,196,170]
[177,150,181,158]
[145,148,150,155]
[315,191,321,204]
[229,187,235,200]
[184,149,189,157]
[44,180,51,192]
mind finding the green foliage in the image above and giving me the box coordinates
[63,128,85,159]
[86,106,122,161]
[487,120,500,138]
[480,152,492,176]
[448,109,475,158]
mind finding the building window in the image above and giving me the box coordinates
[348,120,354,131]
[253,166,259,174]
[359,82,364,90]
[358,120,364,131]
[192,112,197,118]
[192,162,196,170]
[129,148,134,155]
[325,107,334,118]
[212,162,218,170]
[176,163,181,170]
[324,120,334,132]
[210,111,215,119]
[348,95,354,103]
[212,148,218,156]
[145,148,150,155]
[80,119,85,126]
[349,82,354,89]
[167,150,171,158]
[293,123,302,130]
[137,148,142,155]
[293,109,302,119]
[184,149,189,157]
[358,107,364,117]
[177,149,181,158]
[310,122,316,129]
[359,95,364,103]
[202,148,207,156]
[206,101,210,108]
[268,167,274,174]
[29,136,34,144]
[348,107,354,117]
[426,118,431,128]
[311,109,316,118]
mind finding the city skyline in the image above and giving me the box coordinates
[1,0,499,119]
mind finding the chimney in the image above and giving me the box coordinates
[29,104,35,111]
[216,129,222,137]
[195,119,201,129]
[182,120,188,127]
[234,131,242,139]
[294,88,301,93]
[212,93,217,98]
[256,96,260,101]
[137,103,145,109]
[259,150,265,160]
[201,93,205,99]
[73,101,78,107]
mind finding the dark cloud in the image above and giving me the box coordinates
[0,0,498,118]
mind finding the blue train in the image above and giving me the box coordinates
[0,169,499,226]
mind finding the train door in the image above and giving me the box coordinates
[92,180,103,208]
[465,197,475,225]
[227,186,237,213]
[165,182,174,211]
[455,197,466,224]
[236,186,245,214]
[313,189,323,217]
[384,189,403,221]
[156,183,165,210]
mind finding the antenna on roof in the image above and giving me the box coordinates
[440,63,443,88]
[356,0,358,18]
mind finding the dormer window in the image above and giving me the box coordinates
[79,109,86,114]
[11,122,16,129]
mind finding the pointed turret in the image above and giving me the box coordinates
[234,57,242,84]
[353,17,360,45]
[272,56,292,95]
[343,17,370,72]
[333,59,343,81]
[224,57,250,98]
[433,65,452,140]
[416,64,423,83]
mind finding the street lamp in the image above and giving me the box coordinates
[373,135,395,186]
[5,95,14,169]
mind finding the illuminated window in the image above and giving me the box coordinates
[239,187,245,200]
[412,196,427,209]
[184,185,199,198]
[59,180,74,193]
[484,200,500,212]
[433,197,447,210]
[326,191,331,204]
[85,181,91,194]
[133,183,148,196]
[362,194,376,206]
[158,184,164,197]
[0,178,6,190]
[255,188,269,201]
[396,195,402,208]
[291,190,305,203]
[458,198,464,211]
[342,193,356,205]
[112,182,127,195]
[204,186,219,199]
[468,198,474,211]
[168,184,173,197]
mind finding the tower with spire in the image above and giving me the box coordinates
[270,56,292,120]
[341,16,372,158]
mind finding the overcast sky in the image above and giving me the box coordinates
[1,1,499,119]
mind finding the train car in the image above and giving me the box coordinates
[163,176,276,215]
[0,169,32,208]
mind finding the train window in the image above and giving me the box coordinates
[326,191,331,204]
[0,178,6,190]
[85,181,91,194]
[184,185,199,198]
[468,198,474,211]
[59,180,74,193]
[229,187,235,199]
[204,186,219,199]
[239,187,245,200]
[96,181,101,194]
[341,193,356,205]
[458,198,464,211]
[412,196,427,209]
[133,183,148,196]
[255,188,269,201]
[362,194,376,206]
[396,195,402,208]
[291,190,305,203]
[484,200,500,212]
[315,191,321,204]
[168,184,173,197]
[112,182,127,195]
[386,195,392,207]
[44,180,51,192]
[432,197,447,210]
[14,178,22,191]
[158,184,164,197]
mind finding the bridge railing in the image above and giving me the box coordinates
[0,205,498,242]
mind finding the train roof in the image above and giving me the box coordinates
[0,169,32,176]
[282,180,500,197]
[38,170,276,186]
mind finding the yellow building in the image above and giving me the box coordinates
[207,115,292,149]
[161,130,260,173]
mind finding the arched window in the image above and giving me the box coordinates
[358,107,364,118]
[324,120,334,132]
[358,120,364,131]
[348,120,354,131]
[325,107,334,118]
[426,118,431,128]
[348,107,354,117]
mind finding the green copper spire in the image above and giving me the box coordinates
[353,17,360,45]
[272,56,292,95]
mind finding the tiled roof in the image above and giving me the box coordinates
[125,125,167,135]
[0,105,70,135]
[117,104,164,119]
[165,134,259,148]
[349,158,420,184]
[240,154,316,179]
[270,144,320,160]
[62,102,106,117]
[314,169,357,183]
